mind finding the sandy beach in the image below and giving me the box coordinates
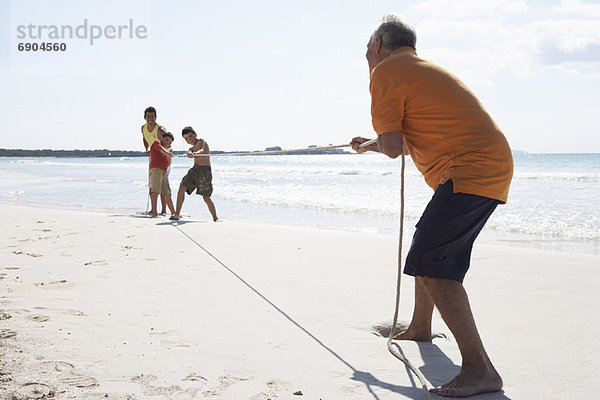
[1,204,599,399]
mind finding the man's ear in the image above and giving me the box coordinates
[374,36,384,54]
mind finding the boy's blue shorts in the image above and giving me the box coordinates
[404,180,499,283]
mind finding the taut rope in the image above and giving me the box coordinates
[191,139,378,157]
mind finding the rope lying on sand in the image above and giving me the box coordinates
[191,138,378,157]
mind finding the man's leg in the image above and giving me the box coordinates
[170,185,187,220]
[393,277,434,341]
[420,276,502,398]
[202,195,219,222]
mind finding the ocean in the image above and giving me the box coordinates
[1,152,598,254]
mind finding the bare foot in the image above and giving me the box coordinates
[213,218,220,222]
[393,327,432,341]
[169,215,181,221]
[150,213,158,218]
[430,368,503,398]
[160,211,167,216]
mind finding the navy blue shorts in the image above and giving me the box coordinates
[404,180,499,283]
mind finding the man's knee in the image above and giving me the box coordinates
[419,276,463,292]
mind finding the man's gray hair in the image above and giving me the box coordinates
[372,14,416,51]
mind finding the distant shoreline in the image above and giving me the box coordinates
[1,149,597,158]
[0,148,351,157]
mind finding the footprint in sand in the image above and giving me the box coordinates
[39,361,75,372]
[371,322,448,340]
[202,374,251,397]
[84,260,107,266]
[12,251,43,257]
[33,280,67,287]
[131,374,183,397]
[0,329,17,339]
[33,306,85,317]
[36,361,98,388]
[183,373,208,383]
[63,309,85,316]
[59,374,98,388]
[0,311,12,320]
[0,370,11,383]
[26,314,50,322]
[132,373,251,398]
[250,379,292,400]
[11,382,53,399]
[150,330,192,348]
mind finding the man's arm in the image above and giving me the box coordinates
[142,126,150,154]
[351,131,407,158]
[377,130,407,159]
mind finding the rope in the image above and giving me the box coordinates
[387,153,432,400]
[191,139,378,157]
[176,138,432,397]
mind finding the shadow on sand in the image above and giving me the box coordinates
[167,225,512,400]
[108,214,208,226]
[412,340,511,399]
[155,219,206,226]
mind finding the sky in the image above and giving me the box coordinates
[1,0,599,153]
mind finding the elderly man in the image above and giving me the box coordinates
[351,15,513,398]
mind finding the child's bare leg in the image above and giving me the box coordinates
[149,192,159,217]
[170,185,187,220]
[147,188,153,215]
[203,195,219,222]
[160,194,167,215]
[165,194,175,215]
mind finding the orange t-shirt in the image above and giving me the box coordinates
[370,47,513,203]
